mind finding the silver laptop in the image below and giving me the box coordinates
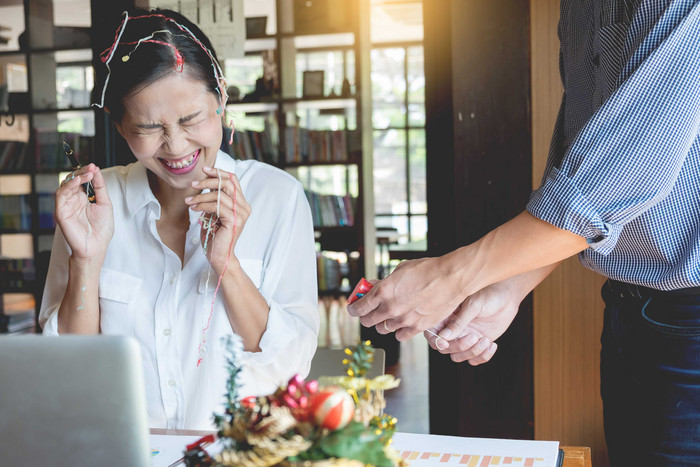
[0,335,150,466]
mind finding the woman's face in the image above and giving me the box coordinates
[115,72,222,193]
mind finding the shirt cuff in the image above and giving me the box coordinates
[527,166,623,255]
[40,307,60,336]
[238,299,299,368]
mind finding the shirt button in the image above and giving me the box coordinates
[168,379,176,387]
[593,53,600,67]
[169,275,176,284]
[163,328,171,336]
[191,237,200,245]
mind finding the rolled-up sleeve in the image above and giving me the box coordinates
[238,182,319,385]
[528,3,700,255]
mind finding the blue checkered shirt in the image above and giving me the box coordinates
[527,0,700,290]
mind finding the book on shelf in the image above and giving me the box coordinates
[0,257,36,289]
[0,140,30,171]
[0,310,36,334]
[34,130,94,172]
[0,195,32,230]
[284,128,353,164]
[37,193,56,229]
[304,190,355,228]
[1,293,35,333]
[317,252,342,292]
[230,121,280,165]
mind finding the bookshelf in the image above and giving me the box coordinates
[0,0,95,334]
[0,0,375,340]
[220,0,374,308]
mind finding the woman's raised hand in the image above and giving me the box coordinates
[55,164,114,262]
[186,166,251,274]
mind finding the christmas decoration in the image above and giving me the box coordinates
[184,339,406,466]
[309,388,355,431]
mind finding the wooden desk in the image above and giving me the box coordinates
[561,446,592,467]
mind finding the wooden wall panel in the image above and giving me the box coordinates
[529,2,609,466]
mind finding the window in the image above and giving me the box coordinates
[370,0,426,255]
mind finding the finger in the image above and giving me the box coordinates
[233,186,252,219]
[57,172,94,206]
[58,170,85,191]
[438,300,479,341]
[450,336,492,362]
[424,329,450,350]
[186,191,234,210]
[201,167,240,197]
[60,172,75,186]
[88,165,110,206]
[442,332,480,354]
[191,176,234,193]
[359,307,391,328]
[347,281,383,317]
[229,172,243,197]
[191,203,237,225]
[394,325,421,342]
[468,342,498,366]
[202,165,231,178]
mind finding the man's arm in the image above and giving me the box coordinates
[349,212,587,341]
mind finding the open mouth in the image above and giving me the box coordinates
[158,150,200,174]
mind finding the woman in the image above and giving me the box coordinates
[39,9,319,430]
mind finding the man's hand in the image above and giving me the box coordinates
[346,256,470,341]
[425,279,525,365]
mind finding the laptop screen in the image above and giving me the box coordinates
[0,335,150,467]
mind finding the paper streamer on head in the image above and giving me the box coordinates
[94,11,229,111]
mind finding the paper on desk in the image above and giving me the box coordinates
[150,434,223,467]
[391,432,560,466]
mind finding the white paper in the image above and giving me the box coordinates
[150,434,210,467]
[146,0,245,59]
[184,0,245,59]
[392,432,560,466]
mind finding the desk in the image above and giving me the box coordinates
[151,430,592,467]
[560,446,592,467]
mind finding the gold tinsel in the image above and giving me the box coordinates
[279,458,365,467]
[221,405,297,443]
[354,389,386,425]
[215,434,312,467]
[215,405,313,467]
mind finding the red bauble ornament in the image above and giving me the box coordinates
[309,388,355,431]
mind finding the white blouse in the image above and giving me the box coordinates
[39,151,319,430]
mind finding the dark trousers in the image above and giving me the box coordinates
[601,280,700,466]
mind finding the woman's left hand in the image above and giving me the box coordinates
[185,166,251,274]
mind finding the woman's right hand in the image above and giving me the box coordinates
[55,164,114,262]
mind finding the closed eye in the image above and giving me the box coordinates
[180,111,202,125]
[135,111,203,131]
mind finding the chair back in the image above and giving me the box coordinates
[307,347,385,381]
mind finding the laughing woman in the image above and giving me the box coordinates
[38,9,319,430]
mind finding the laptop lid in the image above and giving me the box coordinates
[0,335,150,467]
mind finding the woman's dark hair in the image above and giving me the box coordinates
[93,8,222,123]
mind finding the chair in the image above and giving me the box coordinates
[307,347,385,381]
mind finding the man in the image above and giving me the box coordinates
[348,1,700,465]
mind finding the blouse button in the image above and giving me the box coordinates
[163,328,171,337]
[191,237,200,245]
[168,379,176,388]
